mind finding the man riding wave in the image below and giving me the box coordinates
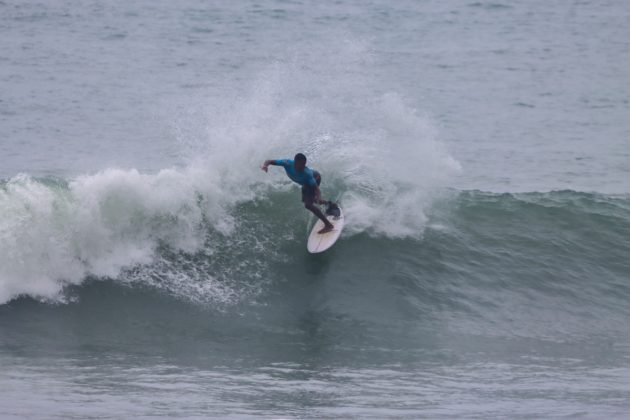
[261,153,337,234]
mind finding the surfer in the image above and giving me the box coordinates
[261,153,337,234]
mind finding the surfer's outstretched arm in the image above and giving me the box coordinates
[261,159,281,172]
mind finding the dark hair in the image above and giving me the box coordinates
[294,153,307,163]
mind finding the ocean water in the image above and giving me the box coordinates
[1,0,630,418]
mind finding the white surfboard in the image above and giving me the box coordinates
[307,206,344,253]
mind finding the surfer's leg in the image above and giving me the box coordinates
[303,186,333,231]
[312,172,337,207]
[305,202,333,229]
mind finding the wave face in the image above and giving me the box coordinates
[424,190,630,340]
[3,171,630,332]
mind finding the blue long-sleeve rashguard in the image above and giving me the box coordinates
[274,159,318,187]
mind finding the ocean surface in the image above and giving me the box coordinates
[2,0,630,418]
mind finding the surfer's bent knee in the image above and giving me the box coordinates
[314,171,321,186]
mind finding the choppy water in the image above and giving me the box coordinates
[2,0,630,418]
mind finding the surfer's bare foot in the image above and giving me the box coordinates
[318,224,334,234]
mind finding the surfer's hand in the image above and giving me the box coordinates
[261,164,268,172]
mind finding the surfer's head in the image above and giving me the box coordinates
[294,153,307,171]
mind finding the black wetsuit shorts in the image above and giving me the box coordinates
[301,171,321,203]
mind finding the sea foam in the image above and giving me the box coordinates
[1,40,459,304]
